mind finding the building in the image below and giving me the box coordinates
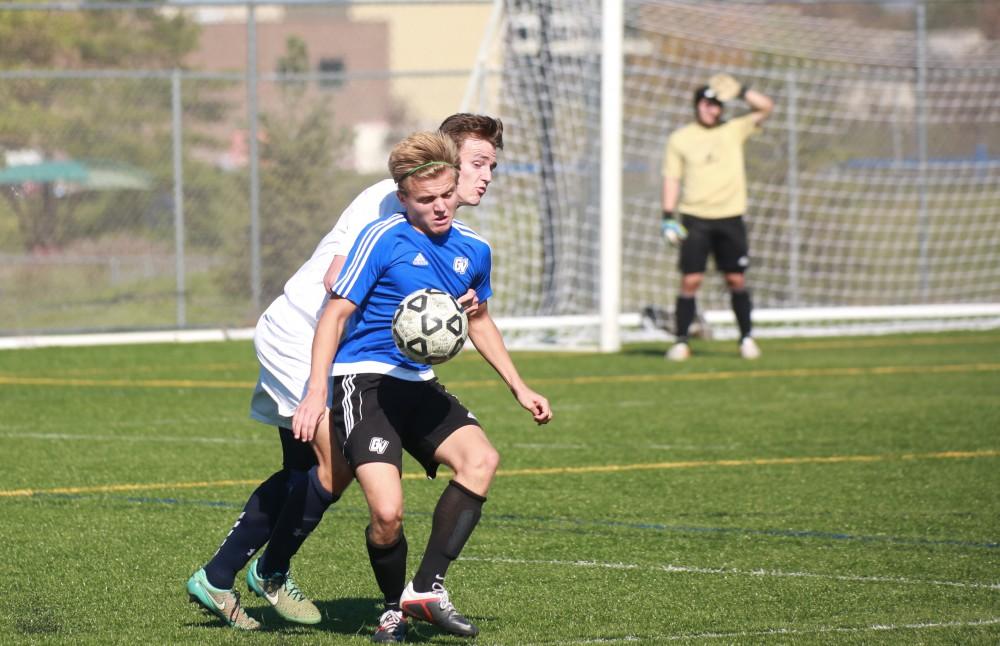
[183,6,391,172]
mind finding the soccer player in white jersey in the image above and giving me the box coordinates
[292,131,552,641]
[185,115,504,632]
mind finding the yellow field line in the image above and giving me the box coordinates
[493,449,1000,477]
[459,362,1000,390]
[784,335,1000,351]
[0,375,249,388]
[58,362,250,377]
[4,334,997,381]
[528,362,1000,388]
[1,449,995,499]
[1,362,998,391]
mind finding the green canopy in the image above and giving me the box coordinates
[0,160,152,190]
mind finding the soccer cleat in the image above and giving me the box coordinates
[400,581,478,637]
[372,609,408,643]
[186,568,261,630]
[246,558,322,625]
[740,337,761,360]
[666,342,691,362]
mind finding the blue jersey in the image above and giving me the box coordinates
[331,213,493,380]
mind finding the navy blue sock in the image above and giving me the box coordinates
[203,468,306,590]
[366,526,408,611]
[258,466,337,576]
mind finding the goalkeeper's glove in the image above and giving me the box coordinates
[707,73,744,103]
[661,212,688,246]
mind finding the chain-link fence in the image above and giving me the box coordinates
[2,1,999,342]
[0,1,487,336]
[484,0,1000,331]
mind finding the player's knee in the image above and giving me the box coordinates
[369,506,403,542]
[457,446,500,484]
[481,446,500,476]
[681,275,703,293]
[726,274,746,290]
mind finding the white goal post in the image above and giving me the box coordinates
[459,0,1000,351]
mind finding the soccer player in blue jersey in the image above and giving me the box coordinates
[293,131,552,640]
[185,115,504,634]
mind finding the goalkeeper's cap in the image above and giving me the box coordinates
[693,85,724,108]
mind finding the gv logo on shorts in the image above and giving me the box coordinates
[369,437,389,454]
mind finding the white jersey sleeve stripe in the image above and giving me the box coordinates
[334,213,403,293]
[333,214,405,297]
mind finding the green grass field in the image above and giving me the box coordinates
[1,332,998,644]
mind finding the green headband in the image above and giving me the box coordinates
[400,160,457,181]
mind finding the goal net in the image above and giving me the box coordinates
[463,0,1000,347]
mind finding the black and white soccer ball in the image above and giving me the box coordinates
[391,288,468,365]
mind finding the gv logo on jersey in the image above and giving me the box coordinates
[453,256,470,274]
[369,437,389,454]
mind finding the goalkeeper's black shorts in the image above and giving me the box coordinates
[678,213,750,275]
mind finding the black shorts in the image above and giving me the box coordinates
[679,214,750,275]
[330,373,480,479]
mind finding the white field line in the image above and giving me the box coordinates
[507,618,1000,645]
[651,619,1000,643]
[551,400,650,411]
[461,556,1000,591]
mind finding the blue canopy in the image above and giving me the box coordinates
[0,160,152,190]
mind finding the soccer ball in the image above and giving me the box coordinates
[392,288,468,364]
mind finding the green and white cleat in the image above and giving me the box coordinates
[186,568,261,630]
[246,558,322,625]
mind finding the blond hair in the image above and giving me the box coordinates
[389,131,460,194]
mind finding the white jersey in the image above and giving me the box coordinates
[250,178,401,427]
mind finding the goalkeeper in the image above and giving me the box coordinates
[660,73,773,361]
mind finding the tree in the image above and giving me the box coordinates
[217,36,356,304]
[0,6,201,252]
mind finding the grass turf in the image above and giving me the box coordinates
[0,331,997,644]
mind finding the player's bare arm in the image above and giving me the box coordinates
[745,88,774,125]
[292,296,357,441]
[662,176,680,215]
[467,302,552,424]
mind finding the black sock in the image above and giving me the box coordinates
[675,296,696,342]
[203,468,305,590]
[258,465,337,576]
[412,480,486,593]
[731,289,753,340]
[366,526,408,611]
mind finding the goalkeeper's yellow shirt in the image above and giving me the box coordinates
[662,113,759,219]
